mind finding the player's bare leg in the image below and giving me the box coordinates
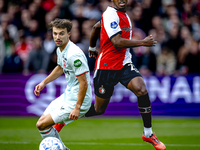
[94,95,110,115]
[85,95,110,117]
[36,114,55,131]
[36,114,69,150]
[127,77,166,150]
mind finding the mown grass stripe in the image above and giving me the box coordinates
[0,141,200,147]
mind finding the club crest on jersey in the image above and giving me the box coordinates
[74,59,82,67]
[99,85,105,94]
[63,60,66,68]
[110,21,118,29]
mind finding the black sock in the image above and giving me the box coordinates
[85,103,99,117]
[138,93,152,128]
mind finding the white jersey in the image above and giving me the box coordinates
[57,40,92,110]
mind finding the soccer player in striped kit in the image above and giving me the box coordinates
[85,0,166,150]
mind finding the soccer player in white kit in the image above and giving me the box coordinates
[34,18,92,150]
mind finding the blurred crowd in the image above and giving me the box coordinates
[0,0,200,76]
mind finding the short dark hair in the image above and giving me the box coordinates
[49,18,72,33]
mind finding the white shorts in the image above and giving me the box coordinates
[43,94,90,125]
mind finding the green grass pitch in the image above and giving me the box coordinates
[0,116,200,150]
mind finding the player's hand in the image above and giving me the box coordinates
[34,82,45,96]
[88,50,98,59]
[143,35,157,47]
[69,108,80,120]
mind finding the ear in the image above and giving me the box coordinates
[68,32,71,37]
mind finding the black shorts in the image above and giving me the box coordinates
[93,63,142,99]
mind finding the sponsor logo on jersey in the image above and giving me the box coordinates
[122,27,132,31]
[99,85,106,94]
[110,21,118,29]
[74,59,82,67]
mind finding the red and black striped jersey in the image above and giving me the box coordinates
[95,6,132,70]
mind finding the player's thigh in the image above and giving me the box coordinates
[43,94,64,115]
[37,94,65,129]
[119,63,147,96]
[49,98,89,125]
[42,94,68,125]
[127,77,148,97]
[37,113,55,130]
[59,106,89,125]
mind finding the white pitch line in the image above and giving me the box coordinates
[65,142,144,146]
[0,141,200,147]
[166,144,200,147]
[65,142,200,147]
[0,141,30,144]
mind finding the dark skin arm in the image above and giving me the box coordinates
[88,21,101,59]
[88,21,157,58]
[111,34,157,48]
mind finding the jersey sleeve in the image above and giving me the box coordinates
[102,9,122,39]
[56,48,62,66]
[68,53,89,77]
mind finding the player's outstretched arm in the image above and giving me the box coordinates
[34,65,63,97]
[111,34,157,48]
[69,73,88,120]
[88,21,101,59]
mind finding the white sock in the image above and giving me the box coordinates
[39,127,66,148]
[144,127,153,138]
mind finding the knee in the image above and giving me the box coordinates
[135,85,147,97]
[36,120,46,131]
[128,77,148,97]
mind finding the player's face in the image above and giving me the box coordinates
[52,27,70,50]
[112,0,128,12]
